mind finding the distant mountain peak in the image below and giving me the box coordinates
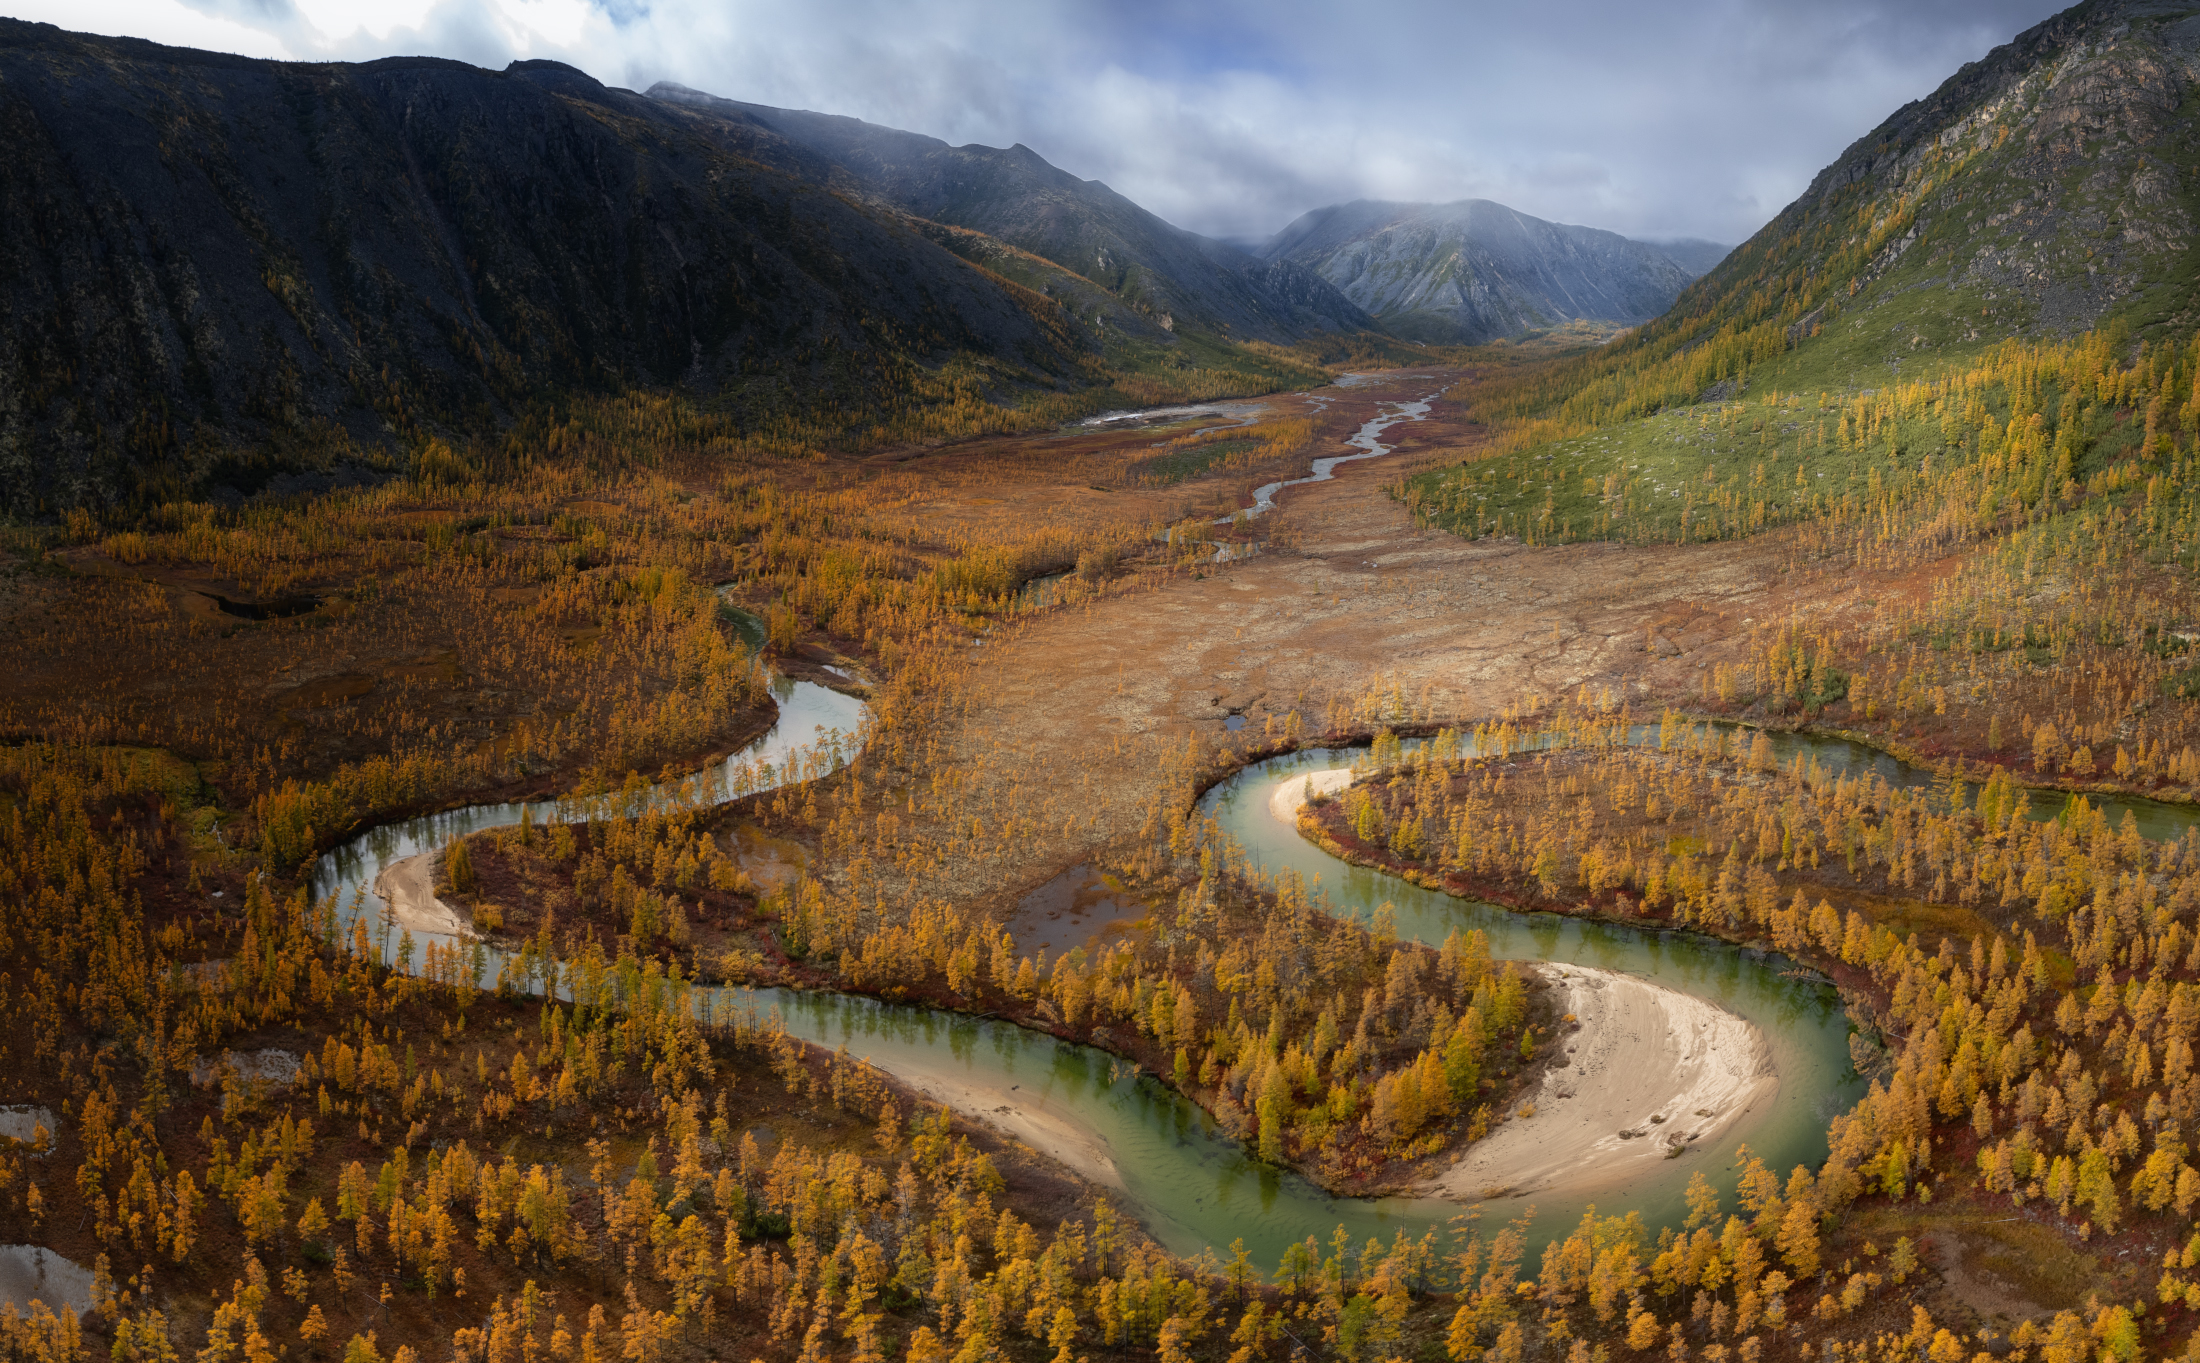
[646,84,1377,343]
[1261,198,1700,344]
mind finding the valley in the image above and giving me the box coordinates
[15,1,2200,1361]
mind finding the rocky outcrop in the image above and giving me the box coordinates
[1634,0,2200,384]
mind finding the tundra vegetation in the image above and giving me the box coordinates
[10,330,2195,1362]
[23,2,2200,1360]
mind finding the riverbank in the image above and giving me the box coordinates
[1427,963,1776,1200]
[1269,766,1781,1199]
[379,836,1113,1191]
[868,1048,1125,1192]
[373,849,472,939]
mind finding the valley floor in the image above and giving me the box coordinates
[863,368,1890,920]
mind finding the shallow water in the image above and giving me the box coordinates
[1004,863,1152,958]
[1232,390,1441,522]
[306,651,2200,1265]
[309,674,866,935]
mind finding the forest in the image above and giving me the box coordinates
[10,81,2200,1363]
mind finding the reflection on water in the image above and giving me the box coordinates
[716,600,768,653]
[1731,724,2200,842]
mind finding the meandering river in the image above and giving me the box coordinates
[307,650,2200,1267]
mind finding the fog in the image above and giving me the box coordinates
[2,0,2067,244]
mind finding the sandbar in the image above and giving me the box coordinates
[373,850,473,938]
[1427,963,1777,1200]
[1268,767,1779,1201]
[1268,767,1354,824]
[876,1052,1125,1192]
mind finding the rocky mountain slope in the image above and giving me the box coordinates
[1256,199,1699,343]
[1525,0,2200,417]
[1643,239,1733,278]
[646,85,1378,344]
[0,24,1113,512]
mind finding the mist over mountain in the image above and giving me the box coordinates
[645,84,1378,343]
[1563,0,2200,411]
[1642,239,1734,279]
[0,21,1117,511]
[1257,199,1705,344]
[13,0,2185,517]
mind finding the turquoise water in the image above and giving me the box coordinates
[305,696,2200,1267]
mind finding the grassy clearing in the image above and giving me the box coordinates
[1840,1200,2108,1315]
[1130,439,1257,485]
[1401,331,2154,548]
[1402,393,1946,544]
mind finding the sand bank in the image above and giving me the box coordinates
[1269,768,1780,1199]
[880,1053,1124,1191]
[1427,964,1777,1200]
[0,1245,94,1315]
[1268,767,1354,824]
[373,851,472,938]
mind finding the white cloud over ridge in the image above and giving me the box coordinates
[0,0,2066,247]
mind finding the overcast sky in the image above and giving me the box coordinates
[2,0,2066,245]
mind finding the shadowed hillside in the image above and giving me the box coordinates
[0,24,1101,512]
[646,84,1380,345]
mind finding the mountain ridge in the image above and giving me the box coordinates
[0,22,1120,512]
[1526,0,2200,420]
[644,83,1380,344]
[1257,198,1705,343]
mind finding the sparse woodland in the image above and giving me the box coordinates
[16,301,2200,1363]
[27,0,2200,1353]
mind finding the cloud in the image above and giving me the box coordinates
[0,0,2066,244]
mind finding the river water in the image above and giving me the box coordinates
[1232,388,1444,523]
[306,651,2200,1267]
[309,673,868,941]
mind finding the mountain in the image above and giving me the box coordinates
[0,23,1113,512]
[1532,0,2200,415]
[1255,199,1698,343]
[1642,239,1732,279]
[645,84,1378,344]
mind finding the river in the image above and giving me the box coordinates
[308,664,2200,1269]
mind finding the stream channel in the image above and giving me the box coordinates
[310,666,2200,1266]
